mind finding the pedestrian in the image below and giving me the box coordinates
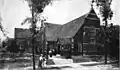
[53,49,57,55]
[49,50,52,57]
[42,56,47,67]
[38,54,43,68]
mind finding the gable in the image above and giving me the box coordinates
[57,8,100,39]
[84,8,100,28]
[86,7,99,21]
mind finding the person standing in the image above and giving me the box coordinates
[49,50,52,57]
[38,54,43,68]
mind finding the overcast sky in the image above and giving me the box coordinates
[0,0,119,38]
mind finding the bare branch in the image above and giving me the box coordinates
[21,17,32,25]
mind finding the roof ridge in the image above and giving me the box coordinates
[45,22,62,26]
[73,14,87,37]
[63,14,88,26]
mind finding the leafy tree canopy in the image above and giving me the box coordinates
[21,0,55,33]
[24,0,53,13]
[91,0,113,21]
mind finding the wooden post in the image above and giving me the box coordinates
[32,1,36,70]
[43,23,48,59]
[104,20,108,64]
[82,28,84,56]
[32,37,36,70]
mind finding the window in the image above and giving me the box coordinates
[84,26,97,44]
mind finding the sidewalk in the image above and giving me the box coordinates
[35,55,119,70]
[46,55,119,68]
[49,55,73,64]
[0,55,119,70]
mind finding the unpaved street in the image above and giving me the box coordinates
[0,55,119,70]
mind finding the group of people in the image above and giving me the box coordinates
[38,49,55,68]
[38,54,46,68]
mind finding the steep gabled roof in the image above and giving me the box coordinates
[57,8,100,38]
[15,8,100,41]
[57,14,87,38]
[15,23,62,41]
[45,23,62,41]
[15,28,33,39]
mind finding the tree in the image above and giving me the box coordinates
[0,0,8,38]
[21,0,55,70]
[0,16,7,37]
[21,0,53,26]
[91,0,113,64]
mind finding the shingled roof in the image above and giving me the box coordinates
[57,14,87,38]
[45,23,62,41]
[15,28,33,39]
[56,8,100,38]
[15,23,61,41]
[15,8,99,41]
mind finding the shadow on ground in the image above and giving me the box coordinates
[37,66,72,70]
[81,60,119,67]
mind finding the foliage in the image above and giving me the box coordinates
[21,0,53,24]
[91,0,113,21]
[25,0,53,13]
[0,22,4,34]
[21,0,54,36]
[24,0,51,12]
[0,17,7,36]
[7,39,20,53]
[21,0,55,56]
[99,2,113,21]
[21,17,32,25]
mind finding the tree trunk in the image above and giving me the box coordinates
[104,20,108,64]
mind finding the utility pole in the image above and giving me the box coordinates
[104,20,108,64]
[44,26,48,59]
[43,23,46,57]
[32,1,36,70]
[32,35,36,70]
[41,20,48,59]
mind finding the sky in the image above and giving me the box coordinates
[0,0,119,38]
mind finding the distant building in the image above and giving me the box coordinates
[14,23,61,53]
[15,28,33,53]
